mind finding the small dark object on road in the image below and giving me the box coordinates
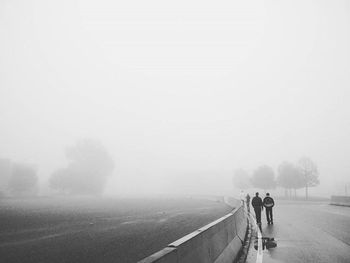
[264,237,277,249]
[254,237,277,250]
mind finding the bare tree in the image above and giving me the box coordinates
[298,157,319,200]
[251,165,276,191]
[277,162,304,199]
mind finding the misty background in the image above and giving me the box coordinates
[1,0,349,197]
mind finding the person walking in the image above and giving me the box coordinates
[246,193,251,212]
[239,190,245,206]
[251,192,263,224]
[263,193,275,224]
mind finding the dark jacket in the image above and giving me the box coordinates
[263,196,275,208]
[251,196,263,208]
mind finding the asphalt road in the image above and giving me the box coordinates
[0,196,231,263]
[246,200,350,263]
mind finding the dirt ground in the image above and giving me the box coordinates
[0,196,231,263]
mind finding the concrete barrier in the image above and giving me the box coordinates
[330,195,350,207]
[138,197,247,263]
[223,196,241,209]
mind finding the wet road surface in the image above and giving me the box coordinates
[246,200,350,263]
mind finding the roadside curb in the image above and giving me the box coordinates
[235,218,252,263]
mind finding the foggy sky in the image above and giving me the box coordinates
[1,0,349,196]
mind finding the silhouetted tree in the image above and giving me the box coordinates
[251,165,276,191]
[8,163,38,196]
[298,157,319,200]
[277,162,304,198]
[49,168,72,194]
[232,169,250,190]
[50,139,114,195]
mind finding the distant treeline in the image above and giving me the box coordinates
[233,157,319,200]
[0,139,114,197]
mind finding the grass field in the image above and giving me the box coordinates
[0,196,231,263]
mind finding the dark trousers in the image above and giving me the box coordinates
[266,207,273,223]
[254,207,262,224]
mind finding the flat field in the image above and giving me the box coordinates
[0,196,231,263]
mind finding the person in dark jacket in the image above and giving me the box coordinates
[246,193,251,212]
[251,192,263,224]
[263,193,275,224]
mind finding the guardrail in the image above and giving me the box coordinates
[330,195,350,207]
[138,196,247,263]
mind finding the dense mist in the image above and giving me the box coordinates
[1,0,350,197]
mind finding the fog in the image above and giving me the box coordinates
[1,0,349,197]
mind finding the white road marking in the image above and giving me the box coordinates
[247,211,263,263]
